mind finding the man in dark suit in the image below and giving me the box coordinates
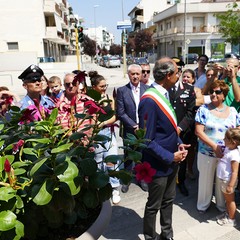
[168,59,196,196]
[139,57,189,240]
[116,64,149,193]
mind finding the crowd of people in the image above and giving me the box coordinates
[0,54,240,240]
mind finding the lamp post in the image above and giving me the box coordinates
[183,0,187,64]
[121,0,127,78]
[94,5,99,56]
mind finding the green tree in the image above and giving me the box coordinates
[81,34,96,58]
[216,2,240,54]
[133,29,155,56]
[109,44,122,55]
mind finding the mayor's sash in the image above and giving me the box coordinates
[141,88,178,132]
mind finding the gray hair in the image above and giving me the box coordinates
[153,58,175,81]
[127,64,142,73]
[63,73,76,83]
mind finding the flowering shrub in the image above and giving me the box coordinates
[0,90,152,240]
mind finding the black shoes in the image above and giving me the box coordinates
[177,183,189,196]
[139,180,149,192]
[121,184,130,193]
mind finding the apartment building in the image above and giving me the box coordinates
[128,0,239,60]
[0,0,77,68]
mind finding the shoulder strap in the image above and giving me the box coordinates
[141,88,178,131]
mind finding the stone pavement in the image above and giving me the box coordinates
[99,175,240,240]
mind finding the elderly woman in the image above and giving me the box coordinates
[195,80,240,214]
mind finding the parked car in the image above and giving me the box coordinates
[105,56,121,68]
[99,56,108,67]
[133,57,149,65]
[224,52,240,60]
[184,53,199,64]
[38,57,55,63]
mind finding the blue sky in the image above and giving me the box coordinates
[68,0,139,44]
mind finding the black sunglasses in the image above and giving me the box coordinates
[24,78,41,83]
[142,70,150,74]
[65,82,78,88]
[209,89,223,95]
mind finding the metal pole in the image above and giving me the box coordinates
[121,0,127,78]
[75,27,80,70]
[183,0,187,64]
[94,5,99,56]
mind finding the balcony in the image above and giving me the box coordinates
[132,15,144,23]
[43,0,55,13]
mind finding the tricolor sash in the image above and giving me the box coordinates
[141,88,178,132]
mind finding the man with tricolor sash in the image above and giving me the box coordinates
[138,57,190,240]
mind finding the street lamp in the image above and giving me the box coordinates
[183,0,187,64]
[94,5,99,56]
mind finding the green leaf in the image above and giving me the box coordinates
[26,138,50,144]
[22,148,37,156]
[92,134,110,142]
[0,210,17,231]
[58,159,80,195]
[29,158,48,177]
[69,132,86,141]
[126,149,142,162]
[12,161,31,169]
[74,113,87,119]
[15,195,24,209]
[0,187,16,201]
[86,89,102,101]
[33,180,54,205]
[135,128,146,139]
[14,220,24,240]
[80,159,97,176]
[126,133,137,141]
[48,108,58,124]
[0,123,5,131]
[104,155,122,164]
[82,189,99,209]
[89,171,109,188]
[51,143,73,153]
[14,168,26,176]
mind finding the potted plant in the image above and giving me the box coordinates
[0,89,154,240]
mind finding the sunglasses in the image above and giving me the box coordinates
[65,82,78,88]
[142,70,150,74]
[209,89,223,95]
[25,79,41,83]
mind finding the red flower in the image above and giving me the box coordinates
[13,139,25,154]
[84,100,106,115]
[4,159,11,173]
[134,162,156,183]
[19,108,38,123]
[5,96,13,105]
[73,71,87,85]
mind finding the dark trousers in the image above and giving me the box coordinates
[143,165,179,240]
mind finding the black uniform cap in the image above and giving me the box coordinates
[18,64,44,81]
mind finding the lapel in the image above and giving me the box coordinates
[126,83,135,105]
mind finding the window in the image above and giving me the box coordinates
[7,42,19,50]
[166,22,171,30]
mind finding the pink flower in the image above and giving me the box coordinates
[134,162,156,183]
[5,96,13,105]
[84,100,106,115]
[13,139,25,154]
[4,159,11,173]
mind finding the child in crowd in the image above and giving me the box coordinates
[216,128,240,227]
[48,76,63,101]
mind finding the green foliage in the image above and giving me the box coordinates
[215,2,240,45]
[0,93,147,239]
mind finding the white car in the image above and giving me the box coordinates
[106,56,121,68]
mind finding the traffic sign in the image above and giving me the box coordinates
[117,20,131,30]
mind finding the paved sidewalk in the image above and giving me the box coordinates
[99,176,240,240]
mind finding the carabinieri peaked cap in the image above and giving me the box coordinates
[18,64,44,81]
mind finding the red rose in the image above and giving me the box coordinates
[134,162,156,183]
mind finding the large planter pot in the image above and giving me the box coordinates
[76,200,112,240]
